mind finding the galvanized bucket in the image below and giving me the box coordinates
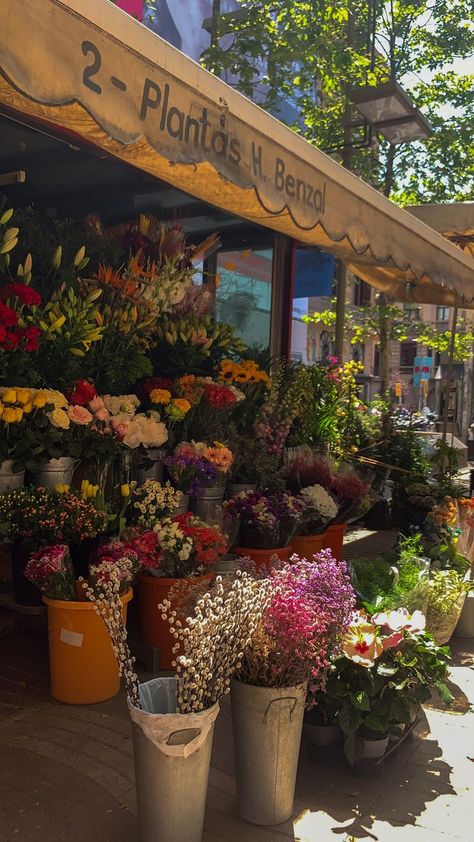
[0,460,25,494]
[191,483,226,522]
[129,677,219,842]
[34,457,78,490]
[231,679,306,825]
[172,492,189,515]
[214,553,237,577]
[136,448,165,485]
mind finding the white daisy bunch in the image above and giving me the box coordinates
[300,484,338,520]
[152,518,194,576]
[160,571,272,713]
[130,480,181,527]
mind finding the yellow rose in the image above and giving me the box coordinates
[2,389,17,404]
[22,402,34,414]
[33,393,47,408]
[17,388,32,405]
[42,389,68,408]
[2,407,18,423]
[15,408,24,422]
[47,408,70,430]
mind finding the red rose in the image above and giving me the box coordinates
[6,283,42,307]
[0,324,6,344]
[204,383,236,408]
[68,379,97,405]
[0,302,18,327]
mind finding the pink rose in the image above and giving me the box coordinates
[94,408,109,422]
[115,423,128,438]
[68,405,93,426]
[89,396,105,413]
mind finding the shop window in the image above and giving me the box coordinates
[400,341,416,368]
[353,279,371,307]
[216,248,273,349]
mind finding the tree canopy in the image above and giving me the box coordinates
[202,0,474,203]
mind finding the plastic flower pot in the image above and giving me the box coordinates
[304,721,341,747]
[231,679,307,825]
[322,523,346,561]
[233,545,292,571]
[360,734,389,760]
[43,589,132,704]
[292,533,326,560]
[138,574,214,670]
[0,459,24,494]
[129,677,219,842]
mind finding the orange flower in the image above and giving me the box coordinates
[173,398,191,414]
[150,388,172,405]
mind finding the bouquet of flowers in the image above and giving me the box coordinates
[236,554,354,691]
[164,443,220,495]
[151,374,243,442]
[88,539,140,596]
[298,484,339,535]
[25,544,76,600]
[127,480,181,528]
[0,487,108,547]
[226,490,302,549]
[136,511,226,578]
[286,451,333,493]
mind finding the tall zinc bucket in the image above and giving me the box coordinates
[136,448,165,485]
[129,678,219,842]
[231,679,306,825]
[0,460,24,494]
[35,457,77,490]
[191,483,225,522]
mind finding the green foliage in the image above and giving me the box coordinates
[203,1,474,202]
[152,314,247,377]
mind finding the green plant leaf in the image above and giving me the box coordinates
[350,690,371,711]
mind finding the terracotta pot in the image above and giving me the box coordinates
[138,573,214,669]
[322,523,347,561]
[233,545,292,571]
[292,533,326,560]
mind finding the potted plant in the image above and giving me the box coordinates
[181,440,234,520]
[136,512,226,668]
[426,569,471,645]
[0,486,108,605]
[335,607,452,764]
[25,541,137,703]
[227,489,302,569]
[293,484,339,558]
[231,554,354,825]
[324,467,371,560]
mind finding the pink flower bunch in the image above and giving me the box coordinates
[25,544,76,600]
[331,472,369,502]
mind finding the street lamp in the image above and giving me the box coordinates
[350,79,432,144]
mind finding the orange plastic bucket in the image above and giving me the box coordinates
[233,545,293,571]
[322,524,347,561]
[43,589,132,704]
[138,574,213,670]
[291,533,326,560]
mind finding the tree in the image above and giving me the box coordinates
[202,0,474,203]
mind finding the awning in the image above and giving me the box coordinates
[1,0,473,307]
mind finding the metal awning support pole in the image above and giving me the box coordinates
[441,302,459,444]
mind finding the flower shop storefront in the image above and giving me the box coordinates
[1,2,474,838]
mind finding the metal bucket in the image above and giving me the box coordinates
[231,679,306,825]
[191,483,226,522]
[34,457,78,490]
[129,677,219,842]
[0,460,25,494]
[214,553,237,577]
[172,492,189,516]
[136,448,165,485]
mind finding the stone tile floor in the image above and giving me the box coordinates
[0,527,472,842]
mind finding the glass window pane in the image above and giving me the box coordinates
[216,248,273,349]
